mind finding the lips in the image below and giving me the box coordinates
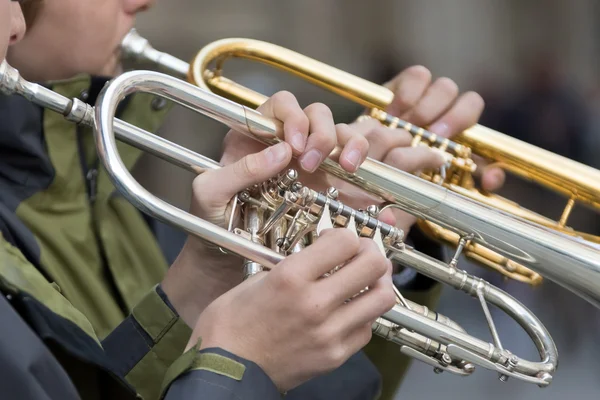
[116,18,136,57]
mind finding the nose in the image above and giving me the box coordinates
[9,3,26,45]
[123,0,156,14]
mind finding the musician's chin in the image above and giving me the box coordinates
[102,51,123,78]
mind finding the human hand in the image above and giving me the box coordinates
[221,90,368,173]
[333,66,503,233]
[189,228,396,392]
[162,142,293,327]
[383,65,504,191]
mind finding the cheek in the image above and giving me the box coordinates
[0,26,8,60]
[40,2,121,73]
[54,26,117,76]
[0,8,8,58]
[74,15,121,68]
[0,36,7,61]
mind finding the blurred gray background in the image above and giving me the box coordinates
[131,1,600,399]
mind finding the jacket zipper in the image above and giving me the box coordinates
[76,125,128,315]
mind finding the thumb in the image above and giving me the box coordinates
[197,142,293,204]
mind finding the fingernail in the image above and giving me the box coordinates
[299,149,322,172]
[291,132,305,152]
[344,149,362,170]
[265,143,289,164]
[429,122,450,137]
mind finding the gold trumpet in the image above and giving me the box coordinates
[121,30,600,286]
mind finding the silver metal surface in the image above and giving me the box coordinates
[0,60,283,269]
[387,246,556,384]
[121,29,190,78]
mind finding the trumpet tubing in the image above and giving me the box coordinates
[120,30,600,286]
[92,70,568,386]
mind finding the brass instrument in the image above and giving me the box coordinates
[6,61,600,387]
[121,30,600,286]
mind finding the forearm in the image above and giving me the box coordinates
[161,241,243,328]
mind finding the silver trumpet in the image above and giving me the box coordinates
[7,60,600,387]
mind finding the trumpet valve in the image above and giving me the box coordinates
[276,169,299,191]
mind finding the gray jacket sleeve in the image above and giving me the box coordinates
[0,294,80,400]
[163,347,281,400]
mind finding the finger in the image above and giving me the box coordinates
[377,208,397,226]
[317,239,391,304]
[383,146,445,174]
[428,91,485,139]
[220,130,267,165]
[329,261,396,331]
[471,155,506,192]
[383,66,432,117]
[481,166,506,191]
[334,123,369,172]
[351,119,412,161]
[194,142,293,205]
[299,103,337,173]
[284,228,360,280]
[257,91,310,154]
[401,77,459,127]
[394,210,418,234]
[378,208,417,234]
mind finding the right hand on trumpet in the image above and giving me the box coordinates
[162,90,377,325]
[189,226,395,392]
[194,89,372,251]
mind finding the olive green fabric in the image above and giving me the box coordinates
[126,286,192,400]
[132,285,182,342]
[160,338,202,399]
[363,284,443,400]
[191,353,246,380]
[159,338,248,400]
[15,75,173,338]
[0,231,98,342]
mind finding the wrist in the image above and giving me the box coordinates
[162,240,244,327]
